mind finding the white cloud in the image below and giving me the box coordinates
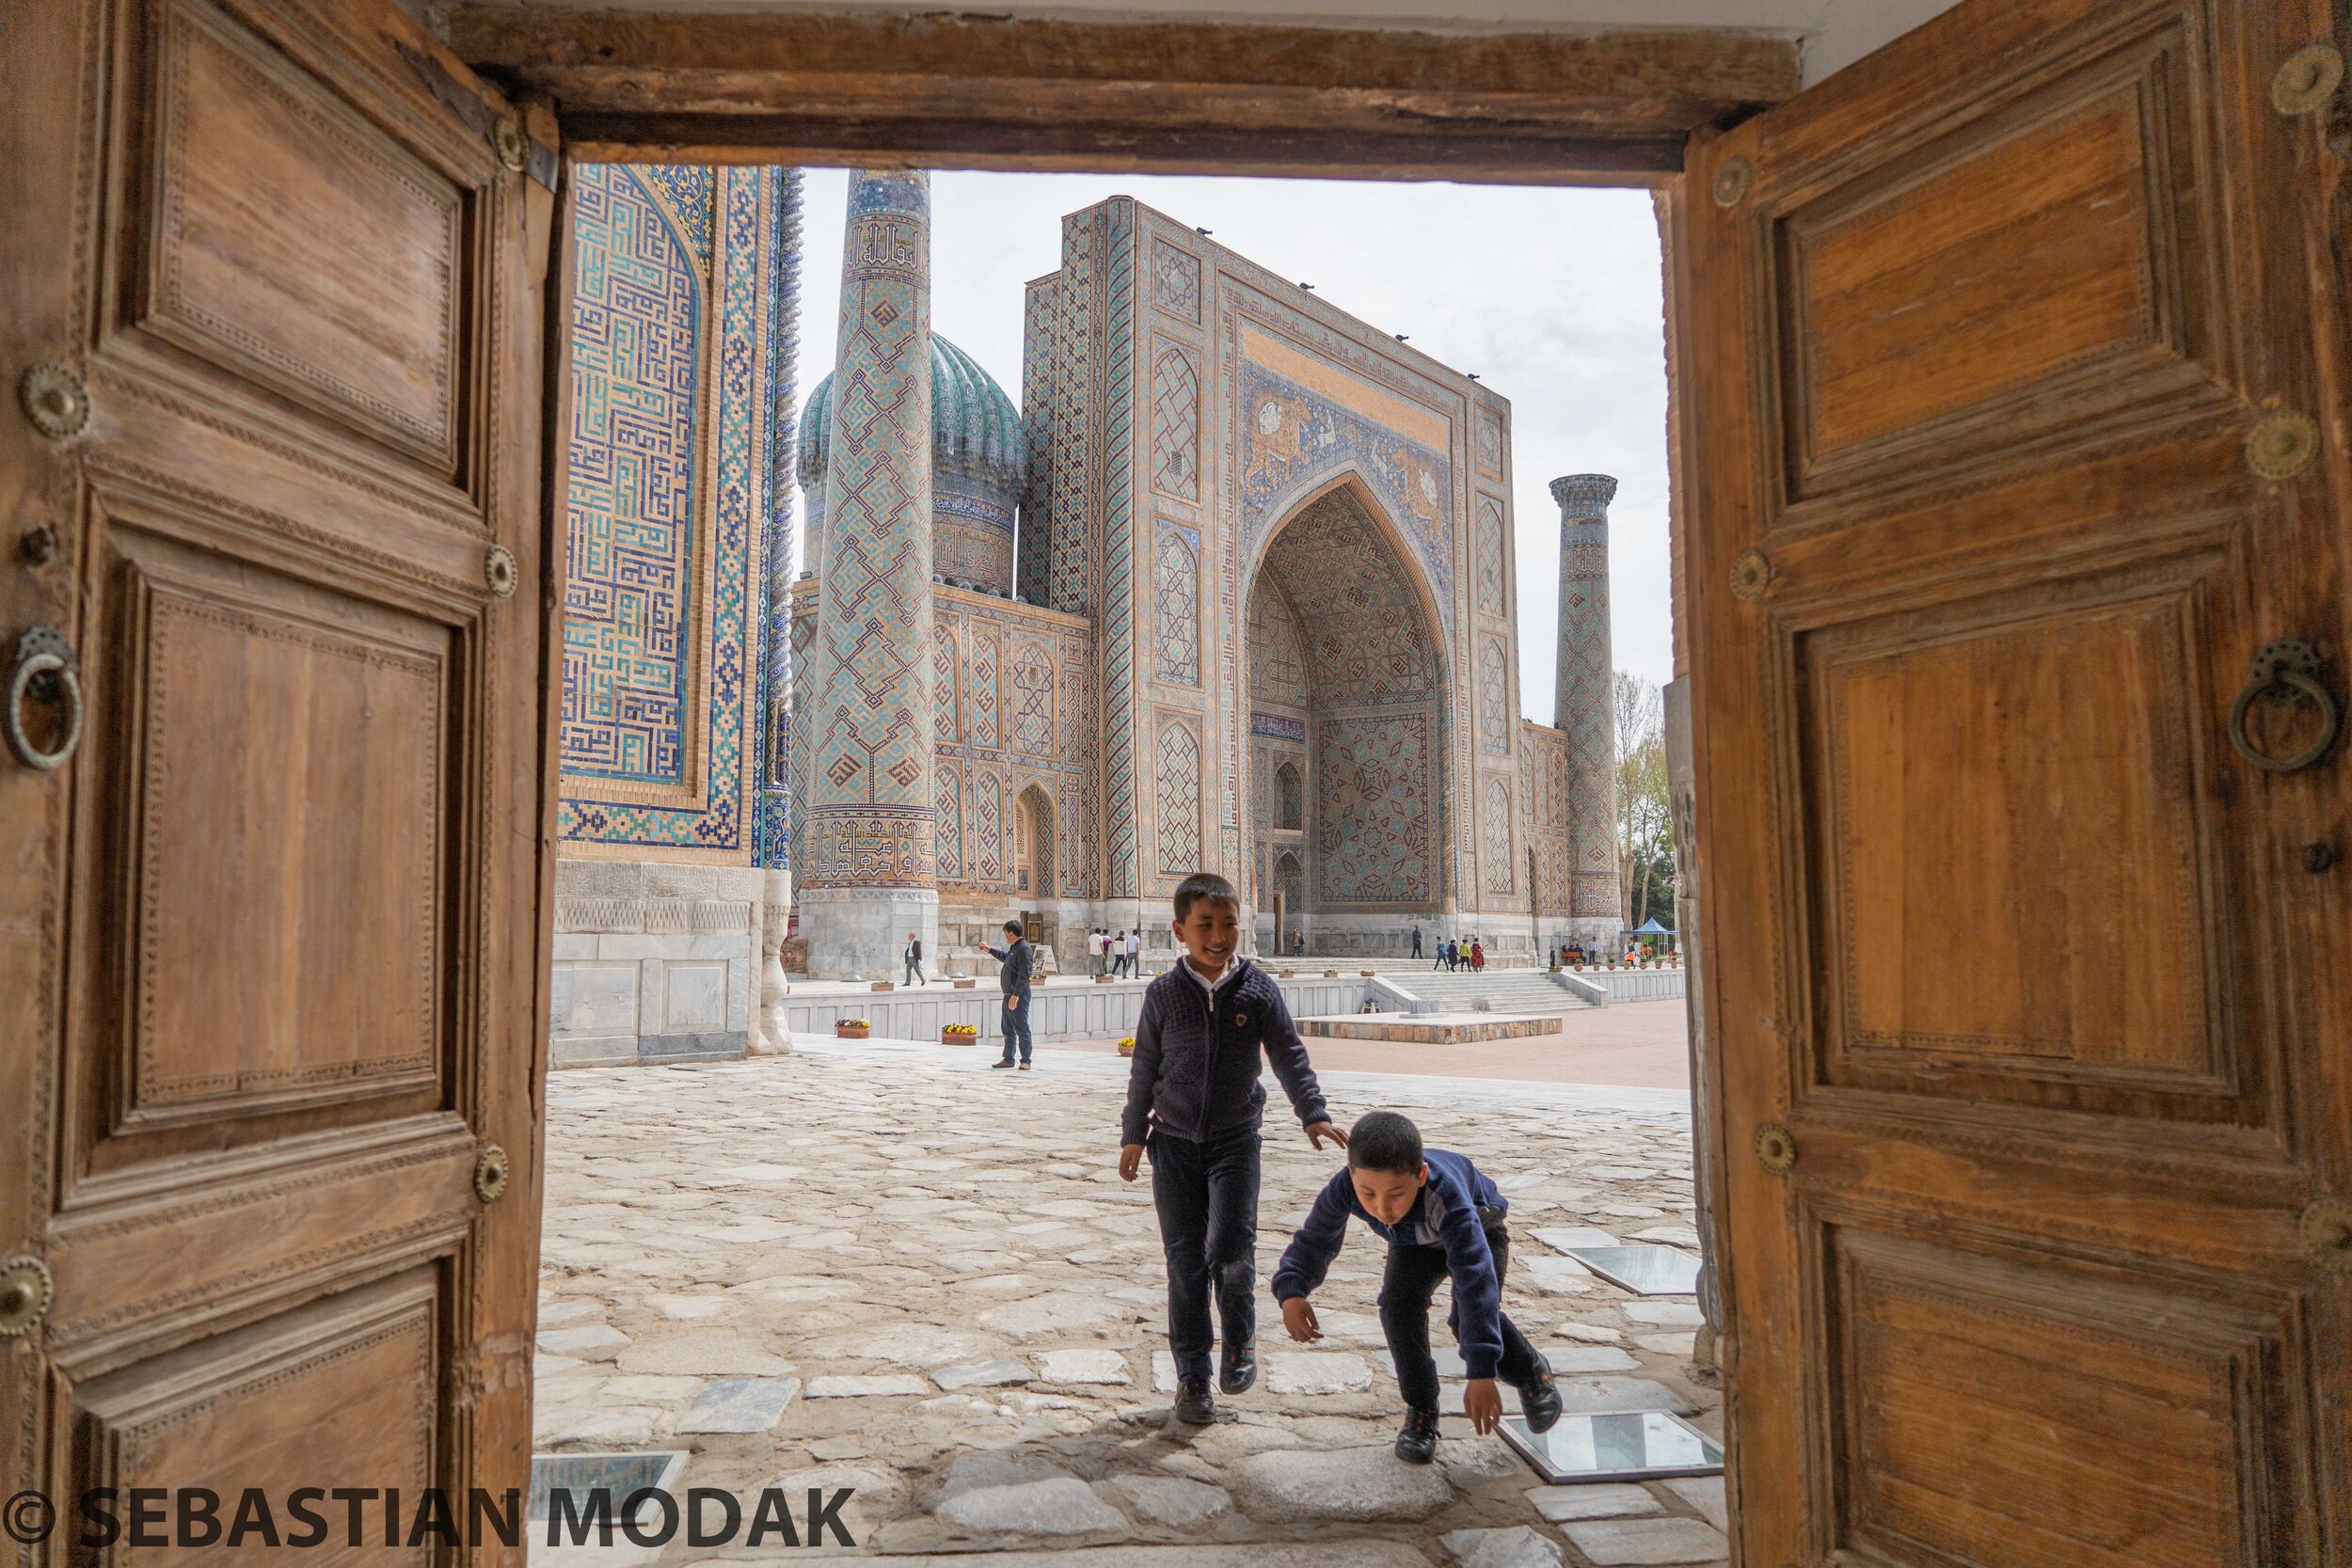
[795,167,1672,705]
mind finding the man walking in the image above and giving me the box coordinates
[980,921,1036,1069]
[1410,925,1423,960]
[903,930,925,986]
[1126,927,1142,977]
[1112,929,1131,978]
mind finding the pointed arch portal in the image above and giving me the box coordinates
[1244,483,1444,953]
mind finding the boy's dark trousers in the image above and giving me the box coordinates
[1380,1225,1545,1412]
[1147,1124,1261,1380]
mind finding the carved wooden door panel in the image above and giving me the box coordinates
[1,0,555,1548]
[1674,0,2350,1561]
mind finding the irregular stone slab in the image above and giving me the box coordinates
[645,1291,733,1320]
[1621,1302,1705,1327]
[803,1373,932,1398]
[1441,1525,1565,1568]
[1110,1474,1231,1530]
[535,1298,601,1326]
[1631,1226,1703,1247]
[932,1358,1032,1390]
[977,1291,1131,1340]
[1539,1345,1640,1373]
[532,1354,584,1378]
[677,1375,800,1433]
[1232,1446,1454,1522]
[1555,1323,1624,1344]
[1267,1352,1376,1394]
[1037,1348,1132,1385]
[1553,1377,1695,1417]
[614,1329,795,1376]
[1559,1517,1730,1565]
[535,1324,628,1357]
[810,1323,1007,1364]
[1665,1476,1728,1530]
[1438,1435,1528,1483]
[1634,1333,1698,1356]
[934,1478,1126,1537]
[1526,1482,1664,1522]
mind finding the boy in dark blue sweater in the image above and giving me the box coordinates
[1120,872,1346,1424]
[1272,1111,1562,1462]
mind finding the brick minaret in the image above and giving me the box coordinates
[1552,473,1621,948]
[799,171,937,977]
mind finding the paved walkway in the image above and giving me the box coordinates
[533,1037,1723,1565]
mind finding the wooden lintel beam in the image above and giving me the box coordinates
[444,7,1800,182]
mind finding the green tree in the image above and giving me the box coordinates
[1613,671,1676,932]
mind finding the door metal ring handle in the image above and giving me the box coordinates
[6,626,83,771]
[2229,641,2339,773]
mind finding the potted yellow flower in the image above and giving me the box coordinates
[1117,1036,1137,1058]
[942,1022,979,1045]
[835,1018,871,1039]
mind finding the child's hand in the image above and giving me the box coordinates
[1280,1297,1322,1343]
[1305,1120,1348,1151]
[1462,1378,1504,1434]
[1119,1143,1144,1181]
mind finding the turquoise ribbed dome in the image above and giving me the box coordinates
[797,334,1025,498]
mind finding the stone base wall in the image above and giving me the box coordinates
[781,974,1373,1047]
[550,858,763,1069]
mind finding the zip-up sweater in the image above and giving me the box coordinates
[1270,1148,1510,1378]
[1120,957,1328,1145]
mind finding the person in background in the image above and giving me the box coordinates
[1125,927,1142,977]
[1409,925,1423,960]
[978,921,1036,1069]
[902,930,925,987]
[1470,939,1485,973]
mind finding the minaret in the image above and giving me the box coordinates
[1552,473,1621,948]
[798,171,937,977]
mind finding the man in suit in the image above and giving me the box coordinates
[979,921,1035,1069]
[903,931,925,987]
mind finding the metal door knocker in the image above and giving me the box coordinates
[2229,641,2340,774]
[0,1255,54,1338]
[6,626,83,771]
[1754,1122,1797,1174]
[474,1143,511,1203]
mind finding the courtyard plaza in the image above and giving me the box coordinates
[532,1006,1720,1566]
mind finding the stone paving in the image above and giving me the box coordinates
[532,1037,1725,1565]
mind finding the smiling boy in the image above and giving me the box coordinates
[1119,872,1346,1424]
[1272,1110,1562,1462]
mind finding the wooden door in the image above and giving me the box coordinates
[1673,0,2350,1560]
[1,0,557,1546]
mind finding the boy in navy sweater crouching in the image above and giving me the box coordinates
[1120,872,1347,1425]
[1272,1111,1562,1462]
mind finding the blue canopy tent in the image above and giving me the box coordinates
[1628,916,1677,952]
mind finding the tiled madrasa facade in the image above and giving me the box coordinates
[792,180,1622,980]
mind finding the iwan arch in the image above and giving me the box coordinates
[790,190,1624,973]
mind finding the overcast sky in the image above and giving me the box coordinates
[792,168,1673,715]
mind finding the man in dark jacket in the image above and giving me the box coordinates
[978,920,1034,1069]
[1117,872,1346,1424]
[903,931,925,987]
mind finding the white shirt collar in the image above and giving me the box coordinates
[1183,955,1236,995]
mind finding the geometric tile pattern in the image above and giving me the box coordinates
[975,772,1004,881]
[1315,713,1432,903]
[1150,343,1200,501]
[936,764,964,879]
[932,621,959,743]
[560,163,707,785]
[1154,717,1202,875]
[1483,775,1515,894]
[1096,200,1141,895]
[1152,523,1200,686]
[971,624,1001,750]
[1479,636,1510,754]
[1152,239,1201,323]
[1475,495,1506,617]
[755,168,804,870]
[1259,488,1438,702]
[800,170,936,889]
[560,165,784,857]
[1012,638,1054,755]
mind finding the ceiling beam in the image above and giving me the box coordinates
[442,8,1800,184]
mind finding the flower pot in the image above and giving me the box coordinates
[953,978,977,990]
[942,1029,977,1046]
[835,1024,870,1039]
[1359,970,1376,977]
[870,981,895,992]
[1117,1038,1136,1058]
[1093,974,1113,985]
[1278,970,1295,979]
[1323,969,1340,978]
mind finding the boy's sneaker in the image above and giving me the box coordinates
[1173,1375,1216,1425]
[1219,1339,1257,1395]
[1394,1406,1440,1464]
[1515,1353,1563,1434]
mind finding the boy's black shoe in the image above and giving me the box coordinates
[1516,1353,1563,1434]
[990,1059,1015,1069]
[1395,1405,1441,1464]
[1219,1338,1257,1395]
[1173,1375,1216,1425]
